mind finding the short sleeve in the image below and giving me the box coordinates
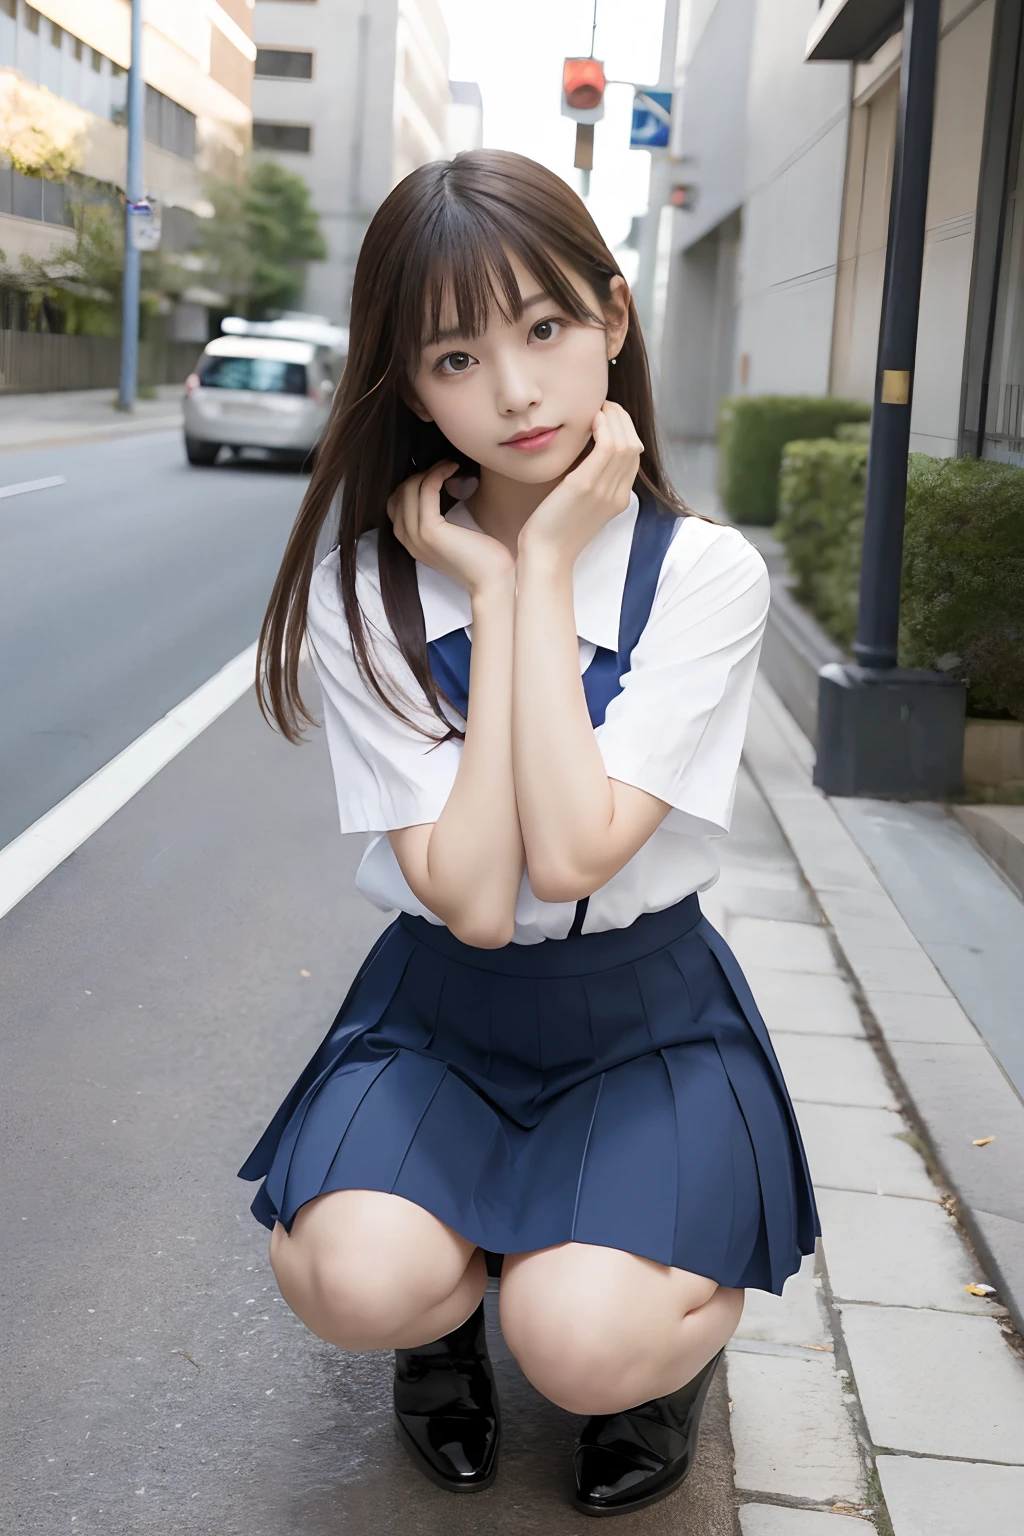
[595,523,770,838]
[306,547,462,834]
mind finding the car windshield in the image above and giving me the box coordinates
[198,356,308,394]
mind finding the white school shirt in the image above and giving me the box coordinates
[306,492,770,944]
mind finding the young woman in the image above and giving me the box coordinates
[240,149,818,1518]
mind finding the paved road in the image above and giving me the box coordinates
[0,680,737,1536]
[0,430,307,847]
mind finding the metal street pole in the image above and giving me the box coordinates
[118,0,144,413]
[813,0,965,800]
[855,0,939,669]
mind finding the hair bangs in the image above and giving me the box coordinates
[407,195,604,366]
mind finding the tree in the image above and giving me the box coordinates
[17,197,184,336]
[198,160,326,318]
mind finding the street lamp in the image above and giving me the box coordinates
[808,0,965,799]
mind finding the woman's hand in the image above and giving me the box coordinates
[388,460,514,596]
[518,402,643,568]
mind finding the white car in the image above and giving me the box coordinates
[183,335,338,466]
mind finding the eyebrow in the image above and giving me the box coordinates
[430,292,552,347]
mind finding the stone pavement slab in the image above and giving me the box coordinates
[745,968,866,1037]
[886,1039,1024,1227]
[866,991,985,1047]
[738,1256,829,1348]
[817,1189,1005,1314]
[743,679,1024,1335]
[739,1507,869,1534]
[726,1349,865,1505]
[771,1033,893,1109]
[728,915,838,974]
[876,1454,1024,1536]
[795,1102,938,1201]
[837,1304,1024,1461]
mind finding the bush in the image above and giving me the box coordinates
[717,395,871,526]
[776,439,867,652]
[902,454,1024,720]
[834,420,872,444]
[775,443,1024,720]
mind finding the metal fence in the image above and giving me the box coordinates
[0,331,202,394]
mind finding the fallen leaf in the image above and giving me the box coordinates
[973,1135,995,1146]
[175,1350,200,1369]
[299,969,311,979]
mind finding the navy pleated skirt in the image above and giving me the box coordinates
[239,896,819,1295]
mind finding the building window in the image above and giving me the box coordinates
[112,62,124,78]
[49,20,61,46]
[90,46,103,73]
[144,85,197,160]
[255,48,314,80]
[0,0,15,20]
[72,35,82,61]
[24,5,40,33]
[253,121,312,153]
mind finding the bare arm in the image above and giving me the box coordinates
[513,405,669,902]
[386,465,524,947]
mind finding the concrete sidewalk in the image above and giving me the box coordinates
[0,384,183,452]
[735,680,1024,1535]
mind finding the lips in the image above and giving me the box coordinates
[500,425,561,451]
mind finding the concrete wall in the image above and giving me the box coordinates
[660,0,849,437]
[831,0,997,455]
[734,0,851,398]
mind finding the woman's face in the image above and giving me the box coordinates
[408,251,629,486]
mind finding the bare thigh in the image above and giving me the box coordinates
[499,1242,744,1416]
[269,1189,486,1351]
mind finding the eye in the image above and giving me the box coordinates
[530,317,565,343]
[436,350,476,375]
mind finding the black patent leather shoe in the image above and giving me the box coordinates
[393,1301,500,1492]
[573,1349,723,1517]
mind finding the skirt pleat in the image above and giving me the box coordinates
[239,897,820,1294]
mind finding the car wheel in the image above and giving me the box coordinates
[185,435,220,466]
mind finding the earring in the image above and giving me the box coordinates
[610,357,617,366]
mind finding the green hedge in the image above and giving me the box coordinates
[902,455,1024,720]
[776,439,867,652]
[776,442,1024,721]
[717,395,871,526]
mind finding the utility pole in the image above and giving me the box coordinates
[118,0,144,413]
[633,0,681,334]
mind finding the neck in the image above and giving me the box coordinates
[465,466,562,556]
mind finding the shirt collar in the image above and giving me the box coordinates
[416,491,640,650]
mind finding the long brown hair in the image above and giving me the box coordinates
[258,149,691,743]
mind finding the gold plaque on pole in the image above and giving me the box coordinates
[881,369,911,404]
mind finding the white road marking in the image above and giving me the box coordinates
[0,641,258,922]
[0,475,66,499]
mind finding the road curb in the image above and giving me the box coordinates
[743,677,1024,1338]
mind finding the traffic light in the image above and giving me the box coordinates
[562,57,605,178]
[562,57,606,119]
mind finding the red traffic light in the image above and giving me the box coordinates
[563,57,606,112]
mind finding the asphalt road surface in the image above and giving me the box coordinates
[0,681,737,1535]
[0,430,307,847]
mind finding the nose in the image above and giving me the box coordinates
[494,350,542,419]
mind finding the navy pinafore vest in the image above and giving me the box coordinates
[425,494,679,935]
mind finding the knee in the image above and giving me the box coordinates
[270,1229,444,1351]
[502,1299,642,1415]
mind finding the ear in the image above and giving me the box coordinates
[605,274,630,362]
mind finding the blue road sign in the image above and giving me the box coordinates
[630,89,672,149]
